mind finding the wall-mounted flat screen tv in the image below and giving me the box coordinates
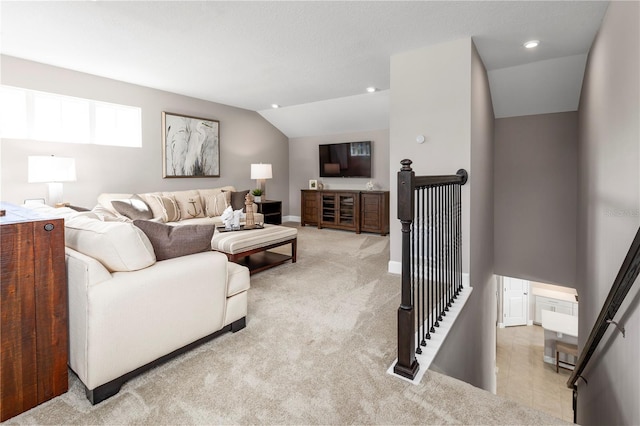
[319,141,372,178]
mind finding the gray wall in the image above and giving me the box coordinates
[0,56,289,211]
[389,38,471,273]
[287,129,389,218]
[430,43,496,392]
[576,2,640,424]
[494,112,578,287]
[390,38,496,391]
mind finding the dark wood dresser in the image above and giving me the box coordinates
[300,189,389,236]
[0,203,68,421]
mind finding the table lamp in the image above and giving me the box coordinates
[28,155,76,206]
[250,163,272,200]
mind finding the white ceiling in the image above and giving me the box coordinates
[0,1,609,137]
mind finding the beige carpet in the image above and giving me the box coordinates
[6,225,567,425]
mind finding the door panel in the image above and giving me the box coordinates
[503,277,529,327]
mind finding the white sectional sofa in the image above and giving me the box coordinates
[27,187,253,404]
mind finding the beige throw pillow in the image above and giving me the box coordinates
[139,193,181,222]
[172,190,205,219]
[204,192,230,217]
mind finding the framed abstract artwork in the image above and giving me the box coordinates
[162,112,220,178]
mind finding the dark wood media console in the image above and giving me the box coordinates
[300,189,389,235]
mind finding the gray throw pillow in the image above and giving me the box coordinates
[133,220,214,261]
[112,195,153,220]
[229,190,250,212]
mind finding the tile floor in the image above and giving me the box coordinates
[496,325,574,423]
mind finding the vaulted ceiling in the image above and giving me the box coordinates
[1,1,609,138]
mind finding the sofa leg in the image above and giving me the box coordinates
[231,317,246,332]
[85,380,124,405]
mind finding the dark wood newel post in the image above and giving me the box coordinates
[394,159,419,379]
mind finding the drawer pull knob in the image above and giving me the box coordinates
[44,223,55,232]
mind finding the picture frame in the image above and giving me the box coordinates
[309,179,318,190]
[162,111,220,178]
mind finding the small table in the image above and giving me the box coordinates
[211,224,297,274]
[255,200,282,225]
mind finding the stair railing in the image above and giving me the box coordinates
[567,226,640,422]
[393,159,468,380]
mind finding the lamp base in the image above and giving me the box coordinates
[256,179,266,200]
[47,182,64,206]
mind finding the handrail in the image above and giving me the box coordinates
[414,170,468,188]
[567,225,640,388]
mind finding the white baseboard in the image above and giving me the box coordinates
[527,320,533,326]
[283,215,300,223]
[388,260,402,275]
[498,323,505,329]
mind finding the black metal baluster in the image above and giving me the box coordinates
[448,183,454,307]
[416,188,422,355]
[438,184,445,320]
[412,198,421,356]
[420,188,427,348]
[436,185,440,322]
[458,183,463,293]
[445,184,453,311]
[426,186,432,338]
[429,186,435,334]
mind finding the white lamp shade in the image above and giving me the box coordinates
[250,163,272,180]
[28,156,77,183]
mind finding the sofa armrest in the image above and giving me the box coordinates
[66,247,112,287]
[66,247,113,383]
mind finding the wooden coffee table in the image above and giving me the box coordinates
[211,224,297,274]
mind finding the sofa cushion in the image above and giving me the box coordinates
[65,215,156,272]
[133,220,215,261]
[111,195,153,220]
[171,190,205,219]
[139,193,181,222]
[203,191,230,217]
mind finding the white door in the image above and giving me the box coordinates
[503,277,529,327]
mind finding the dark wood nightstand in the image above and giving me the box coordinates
[255,200,282,225]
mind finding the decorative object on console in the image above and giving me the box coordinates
[366,180,375,191]
[250,163,272,199]
[251,188,263,203]
[317,182,324,190]
[28,155,76,206]
[220,205,244,230]
[162,111,220,178]
[309,179,318,190]
[244,193,255,228]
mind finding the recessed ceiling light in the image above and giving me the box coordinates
[366,87,376,93]
[271,104,280,109]
[524,40,540,49]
